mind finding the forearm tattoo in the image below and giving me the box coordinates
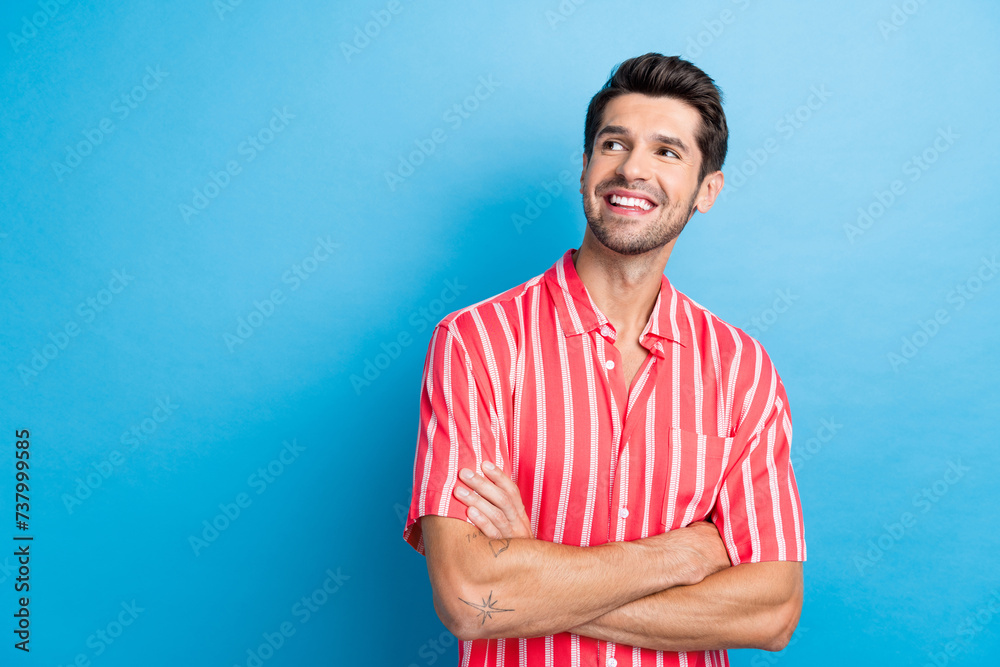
[458,590,515,625]
[457,533,516,626]
[465,531,512,558]
[489,538,511,557]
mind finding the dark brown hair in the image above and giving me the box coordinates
[583,53,728,183]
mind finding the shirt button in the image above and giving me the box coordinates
[600,325,612,337]
[619,507,629,519]
[605,360,615,370]
[607,658,618,667]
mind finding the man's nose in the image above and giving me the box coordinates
[617,145,654,182]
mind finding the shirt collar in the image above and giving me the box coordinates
[542,248,691,357]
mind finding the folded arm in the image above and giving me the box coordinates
[447,462,802,651]
[568,559,803,651]
[421,514,723,642]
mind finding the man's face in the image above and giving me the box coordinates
[580,93,715,256]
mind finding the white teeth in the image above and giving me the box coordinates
[609,194,653,210]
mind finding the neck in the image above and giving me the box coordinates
[572,234,676,336]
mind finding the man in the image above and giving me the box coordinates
[402,53,806,666]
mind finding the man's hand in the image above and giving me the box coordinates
[653,520,732,587]
[453,462,533,540]
[452,462,731,588]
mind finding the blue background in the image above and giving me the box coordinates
[2,1,998,665]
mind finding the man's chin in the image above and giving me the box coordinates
[585,222,662,255]
[592,233,662,257]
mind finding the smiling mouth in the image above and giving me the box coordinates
[603,193,658,215]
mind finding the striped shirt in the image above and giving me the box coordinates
[403,247,806,666]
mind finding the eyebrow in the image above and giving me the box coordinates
[595,125,690,154]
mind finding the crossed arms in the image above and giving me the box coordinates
[421,463,803,652]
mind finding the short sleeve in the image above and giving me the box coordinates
[402,323,504,555]
[711,360,806,565]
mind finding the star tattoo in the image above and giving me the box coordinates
[458,590,515,626]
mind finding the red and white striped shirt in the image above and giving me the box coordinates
[403,247,806,667]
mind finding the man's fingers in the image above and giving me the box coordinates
[454,483,513,537]
[480,464,534,537]
[481,462,527,512]
[455,465,533,539]
[459,467,517,520]
[466,506,503,540]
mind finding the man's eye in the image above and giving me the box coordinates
[660,148,679,158]
[603,140,624,150]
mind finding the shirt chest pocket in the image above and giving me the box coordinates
[659,427,734,531]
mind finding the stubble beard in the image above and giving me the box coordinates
[582,184,700,256]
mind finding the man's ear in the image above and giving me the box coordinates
[579,152,589,195]
[694,170,725,214]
